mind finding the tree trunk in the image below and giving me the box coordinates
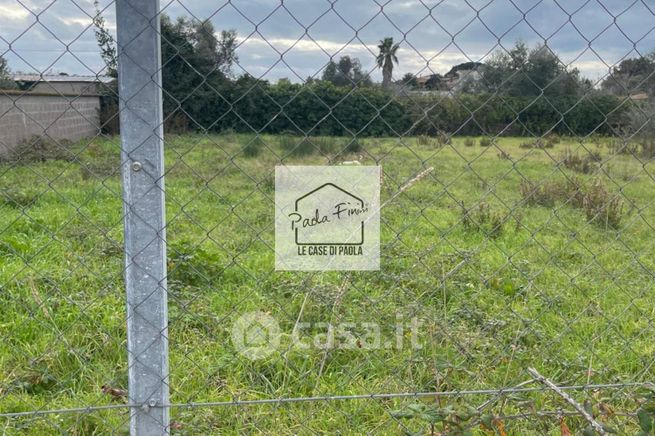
[382,62,392,88]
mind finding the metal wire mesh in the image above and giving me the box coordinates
[1,0,655,433]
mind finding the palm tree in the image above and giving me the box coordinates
[376,37,400,88]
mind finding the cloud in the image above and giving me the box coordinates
[60,17,93,27]
[0,0,652,81]
[0,4,29,20]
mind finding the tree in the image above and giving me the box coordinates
[398,73,417,88]
[92,6,237,80]
[322,60,338,84]
[481,41,589,97]
[191,21,238,77]
[376,37,400,88]
[601,53,655,96]
[92,8,239,130]
[217,30,238,77]
[424,74,444,90]
[93,1,117,78]
[321,56,371,87]
[0,56,17,90]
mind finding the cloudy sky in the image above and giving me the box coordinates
[1,0,654,84]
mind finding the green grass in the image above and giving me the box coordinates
[1,134,654,434]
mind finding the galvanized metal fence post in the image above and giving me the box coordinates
[116,0,169,434]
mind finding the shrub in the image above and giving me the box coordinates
[561,148,599,174]
[583,179,623,229]
[463,138,474,147]
[181,82,627,137]
[1,135,75,164]
[479,137,492,147]
[519,179,556,207]
[99,93,120,135]
[460,201,507,238]
[520,177,585,208]
[519,176,623,229]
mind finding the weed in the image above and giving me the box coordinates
[168,241,225,288]
[278,135,295,152]
[436,131,451,146]
[489,212,506,238]
[0,187,39,208]
[609,140,639,156]
[589,133,603,149]
[544,133,560,146]
[519,141,534,149]
[640,139,655,159]
[519,176,623,229]
[583,179,623,229]
[563,176,585,208]
[479,137,492,147]
[1,135,74,164]
[79,160,120,179]
[520,137,556,149]
[460,201,506,238]
[280,136,323,157]
[519,179,556,207]
[343,138,363,154]
[242,136,265,157]
[561,148,599,174]
[513,211,523,232]
[417,135,432,146]
[497,149,511,160]
[315,136,337,154]
[85,142,103,158]
[259,171,275,192]
[464,137,474,147]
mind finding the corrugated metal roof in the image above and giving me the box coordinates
[11,74,115,84]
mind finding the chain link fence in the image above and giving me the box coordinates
[1,0,655,433]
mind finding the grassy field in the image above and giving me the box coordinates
[1,133,654,434]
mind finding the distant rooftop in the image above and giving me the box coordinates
[12,74,114,84]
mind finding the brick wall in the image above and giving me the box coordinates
[0,93,101,156]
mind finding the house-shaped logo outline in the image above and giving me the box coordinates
[294,182,365,246]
